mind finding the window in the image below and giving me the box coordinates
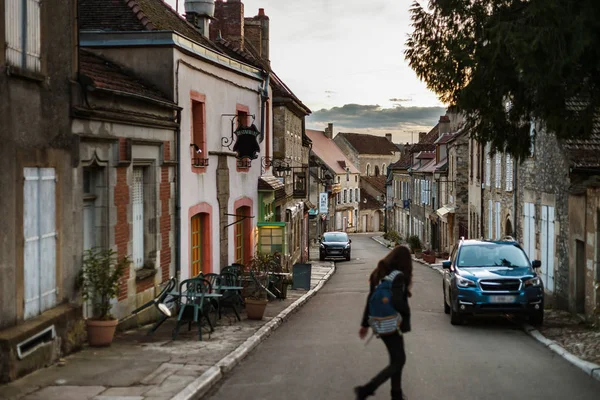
[355,188,359,202]
[355,175,358,182]
[23,168,57,319]
[382,164,386,175]
[349,188,353,203]
[191,92,207,170]
[343,189,347,203]
[5,0,41,72]
[485,147,491,187]
[191,213,209,276]
[259,226,284,254]
[375,166,380,176]
[337,192,340,204]
[495,155,502,189]
[505,154,513,192]
[236,105,250,171]
[366,164,371,176]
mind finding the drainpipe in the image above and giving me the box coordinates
[175,108,182,281]
[260,72,270,144]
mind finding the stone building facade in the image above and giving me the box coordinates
[446,130,470,246]
[0,0,85,383]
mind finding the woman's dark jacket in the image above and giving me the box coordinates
[361,271,411,333]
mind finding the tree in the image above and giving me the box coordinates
[405,0,600,159]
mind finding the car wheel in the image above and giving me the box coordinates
[529,310,544,326]
[450,299,463,325]
[345,252,351,261]
[443,288,450,315]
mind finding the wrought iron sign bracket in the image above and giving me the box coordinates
[221,113,256,150]
[223,213,255,229]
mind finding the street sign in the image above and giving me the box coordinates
[319,192,328,214]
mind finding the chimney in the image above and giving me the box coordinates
[438,115,451,135]
[325,123,334,139]
[385,133,392,142]
[184,0,215,38]
[244,8,270,63]
[210,0,244,50]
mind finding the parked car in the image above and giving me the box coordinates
[442,238,544,326]
[319,232,352,261]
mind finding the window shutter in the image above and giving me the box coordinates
[506,154,513,191]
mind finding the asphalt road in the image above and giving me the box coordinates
[207,234,600,400]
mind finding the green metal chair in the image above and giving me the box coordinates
[218,272,242,321]
[172,278,216,341]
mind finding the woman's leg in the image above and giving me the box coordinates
[356,333,406,398]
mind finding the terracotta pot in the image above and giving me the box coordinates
[245,298,268,320]
[86,319,118,347]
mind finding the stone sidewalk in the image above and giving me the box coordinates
[1,259,335,400]
[371,235,600,382]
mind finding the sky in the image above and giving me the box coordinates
[167,0,446,143]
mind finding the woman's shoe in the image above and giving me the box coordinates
[354,386,373,400]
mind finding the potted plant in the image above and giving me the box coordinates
[245,252,279,320]
[422,249,436,264]
[79,248,128,346]
[407,235,422,256]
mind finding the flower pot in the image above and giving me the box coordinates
[86,319,118,347]
[245,298,268,320]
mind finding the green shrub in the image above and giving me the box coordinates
[407,235,422,251]
[384,230,401,244]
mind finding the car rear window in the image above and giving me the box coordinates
[458,244,529,267]
[323,233,348,242]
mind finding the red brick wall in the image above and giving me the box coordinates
[210,0,244,47]
[115,167,130,301]
[164,141,171,162]
[160,166,171,283]
[119,138,128,161]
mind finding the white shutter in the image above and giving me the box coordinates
[495,155,502,188]
[23,168,40,319]
[542,206,555,292]
[486,154,491,186]
[506,154,513,191]
[487,200,492,239]
[5,0,41,71]
[132,168,144,268]
[23,168,57,319]
[495,202,501,239]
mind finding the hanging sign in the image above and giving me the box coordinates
[319,192,328,214]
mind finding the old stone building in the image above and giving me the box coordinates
[333,132,400,178]
[446,130,469,246]
[306,127,360,233]
[0,0,83,383]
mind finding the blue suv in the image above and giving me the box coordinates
[442,239,544,326]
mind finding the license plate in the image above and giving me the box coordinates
[489,295,516,303]
[330,250,340,254]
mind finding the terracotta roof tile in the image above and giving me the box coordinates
[79,49,170,102]
[258,175,284,191]
[361,175,387,193]
[306,129,359,174]
[79,0,219,51]
[336,132,399,155]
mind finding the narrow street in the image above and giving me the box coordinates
[207,234,600,400]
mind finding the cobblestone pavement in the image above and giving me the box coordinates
[537,309,600,365]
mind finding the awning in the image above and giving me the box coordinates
[436,206,455,218]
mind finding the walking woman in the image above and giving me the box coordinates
[355,245,413,400]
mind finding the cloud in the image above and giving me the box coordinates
[307,103,446,132]
[389,98,412,103]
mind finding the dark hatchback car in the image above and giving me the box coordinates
[319,232,351,261]
[442,239,544,326]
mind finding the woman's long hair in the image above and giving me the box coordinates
[369,245,413,297]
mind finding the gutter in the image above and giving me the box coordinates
[175,108,182,281]
[259,72,270,144]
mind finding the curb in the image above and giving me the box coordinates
[170,262,336,400]
[375,235,600,383]
[522,323,600,383]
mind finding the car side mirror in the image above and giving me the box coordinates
[442,260,452,269]
[349,239,352,243]
[532,260,541,269]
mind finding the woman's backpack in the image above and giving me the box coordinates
[368,270,404,336]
